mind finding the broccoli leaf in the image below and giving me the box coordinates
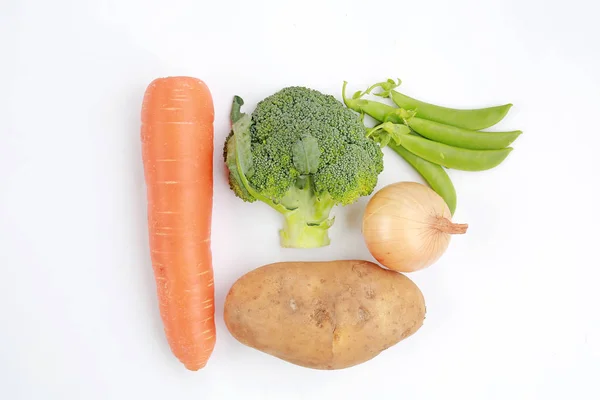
[231,99,254,179]
[224,131,255,202]
[230,95,245,124]
[230,96,287,213]
[292,135,321,175]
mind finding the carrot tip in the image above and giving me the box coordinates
[184,361,207,371]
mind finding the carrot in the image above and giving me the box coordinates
[140,76,216,371]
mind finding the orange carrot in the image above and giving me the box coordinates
[140,76,216,371]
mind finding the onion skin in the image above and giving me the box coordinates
[362,182,468,273]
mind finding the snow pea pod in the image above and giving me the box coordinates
[387,142,457,214]
[342,81,404,124]
[390,91,512,130]
[367,79,512,130]
[406,117,522,150]
[399,132,513,171]
[376,123,512,171]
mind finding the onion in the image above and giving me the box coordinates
[362,182,468,273]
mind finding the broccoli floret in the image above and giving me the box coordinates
[224,87,383,248]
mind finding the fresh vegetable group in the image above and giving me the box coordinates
[140,75,517,371]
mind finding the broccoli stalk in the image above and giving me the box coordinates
[224,87,384,248]
[278,177,335,248]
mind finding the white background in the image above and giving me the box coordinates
[2,0,599,399]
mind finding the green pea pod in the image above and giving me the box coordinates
[398,131,513,171]
[342,81,403,123]
[367,79,512,130]
[406,117,522,150]
[390,91,512,130]
[387,142,457,214]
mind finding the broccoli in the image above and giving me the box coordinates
[223,86,384,248]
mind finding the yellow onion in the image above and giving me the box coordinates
[362,182,468,273]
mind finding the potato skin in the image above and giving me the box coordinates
[223,260,426,370]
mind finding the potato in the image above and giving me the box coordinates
[223,260,426,370]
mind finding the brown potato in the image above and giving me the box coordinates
[223,260,426,370]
